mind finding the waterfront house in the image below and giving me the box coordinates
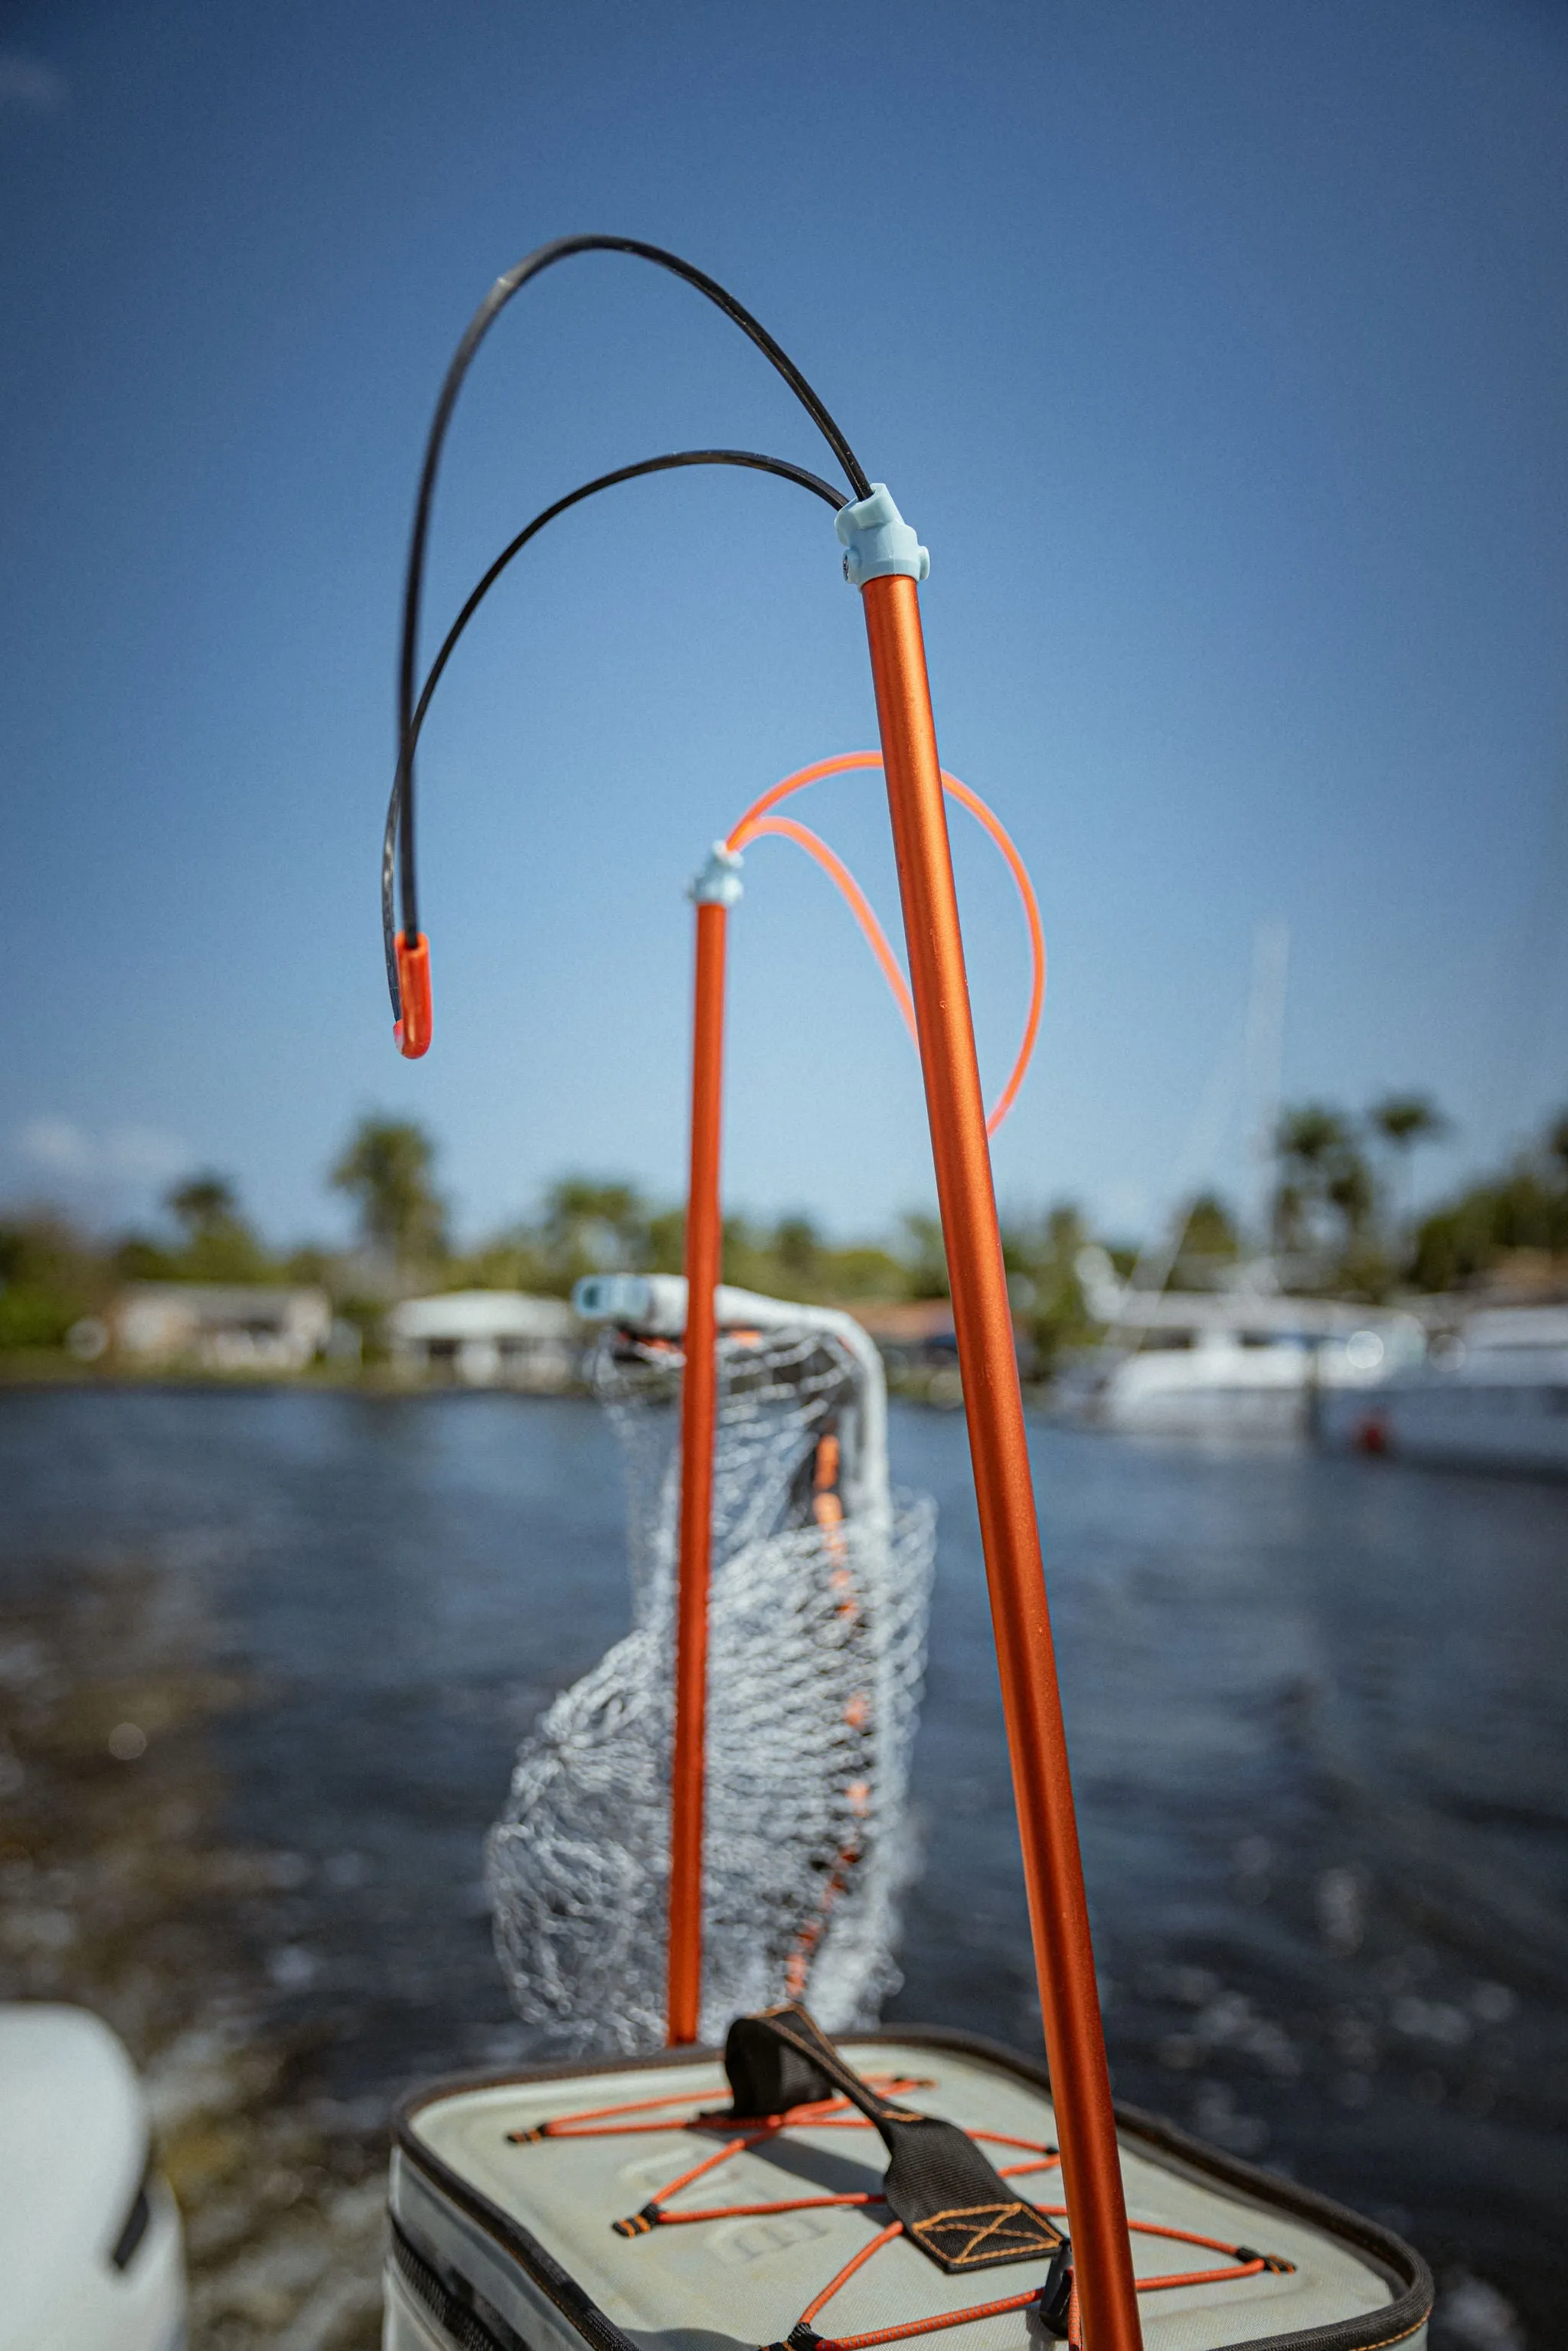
[111,1284,332,1373]
[387,1290,580,1389]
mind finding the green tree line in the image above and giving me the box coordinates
[1261,1094,1568,1298]
[5,1096,1565,1358]
[0,1112,1102,1364]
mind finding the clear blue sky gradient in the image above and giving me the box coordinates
[3,0,1566,1248]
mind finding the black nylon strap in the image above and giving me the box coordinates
[724,2003,1065,2276]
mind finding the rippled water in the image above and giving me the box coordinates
[1,1389,1564,2346]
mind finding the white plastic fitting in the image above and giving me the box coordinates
[688,841,744,907]
[572,1274,686,1331]
[835,484,929,588]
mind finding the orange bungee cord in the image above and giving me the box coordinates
[380,237,1142,2351]
[666,757,1045,2057]
[501,2069,1294,2349]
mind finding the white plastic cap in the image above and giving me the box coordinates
[835,485,929,587]
[688,841,744,907]
[573,1274,687,1332]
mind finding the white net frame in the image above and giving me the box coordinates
[486,1281,934,2055]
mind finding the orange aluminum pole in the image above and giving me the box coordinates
[668,893,728,2045]
[858,570,1143,2351]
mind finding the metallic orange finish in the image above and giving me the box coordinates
[859,572,1143,2351]
[668,897,728,2045]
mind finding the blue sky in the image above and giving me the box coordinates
[2,0,1566,1249]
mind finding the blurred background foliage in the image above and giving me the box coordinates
[3,1099,1568,1368]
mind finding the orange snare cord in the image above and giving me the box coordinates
[726,754,1045,1140]
[743,817,918,1042]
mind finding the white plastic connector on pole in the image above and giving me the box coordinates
[688,841,743,907]
[569,1275,888,1513]
[835,484,929,587]
[573,1273,686,1329]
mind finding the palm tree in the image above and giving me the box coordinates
[330,1118,446,1265]
[1368,1093,1449,1239]
[167,1173,238,1236]
[1273,1105,1375,1265]
[538,1177,650,1278]
[1178,1191,1240,1272]
[1547,1108,1568,1177]
[165,1172,266,1281]
[773,1215,822,1285]
[1277,1104,1351,1175]
[900,1211,949,1300]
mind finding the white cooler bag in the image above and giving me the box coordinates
[382,2003,1431,2351]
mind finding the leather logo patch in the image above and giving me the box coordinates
[907,2199,1064,2272]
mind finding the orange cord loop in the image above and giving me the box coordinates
[726,755,1044,1138]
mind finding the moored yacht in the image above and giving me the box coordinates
[1320,1304,1568,1474]
[1060,1251,1425,1440]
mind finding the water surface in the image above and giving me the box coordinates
[0,1389,1563,2346]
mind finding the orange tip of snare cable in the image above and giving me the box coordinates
[394,931,433,1058]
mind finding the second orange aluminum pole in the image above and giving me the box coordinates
[859,570,1143,2351]
[668,893,728,2045]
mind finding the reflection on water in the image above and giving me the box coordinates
[0,1391,1563,2346]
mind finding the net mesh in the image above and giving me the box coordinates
[486,1309,934,2055]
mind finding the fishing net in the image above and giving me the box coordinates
[486,1285,935,2056]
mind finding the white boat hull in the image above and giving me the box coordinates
[1066,1337,1396,1444]
[1319,1309,1568,1475]
[1322,1377,1568,1474]
[1093,1380,1309,1441]
[0,2004,186,2351]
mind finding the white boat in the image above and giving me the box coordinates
[1320,1304,1568,1474]
[0,2003,187,2351]
[1062,1253,1425,1441]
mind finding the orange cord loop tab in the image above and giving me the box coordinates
[394,931,433,1059]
